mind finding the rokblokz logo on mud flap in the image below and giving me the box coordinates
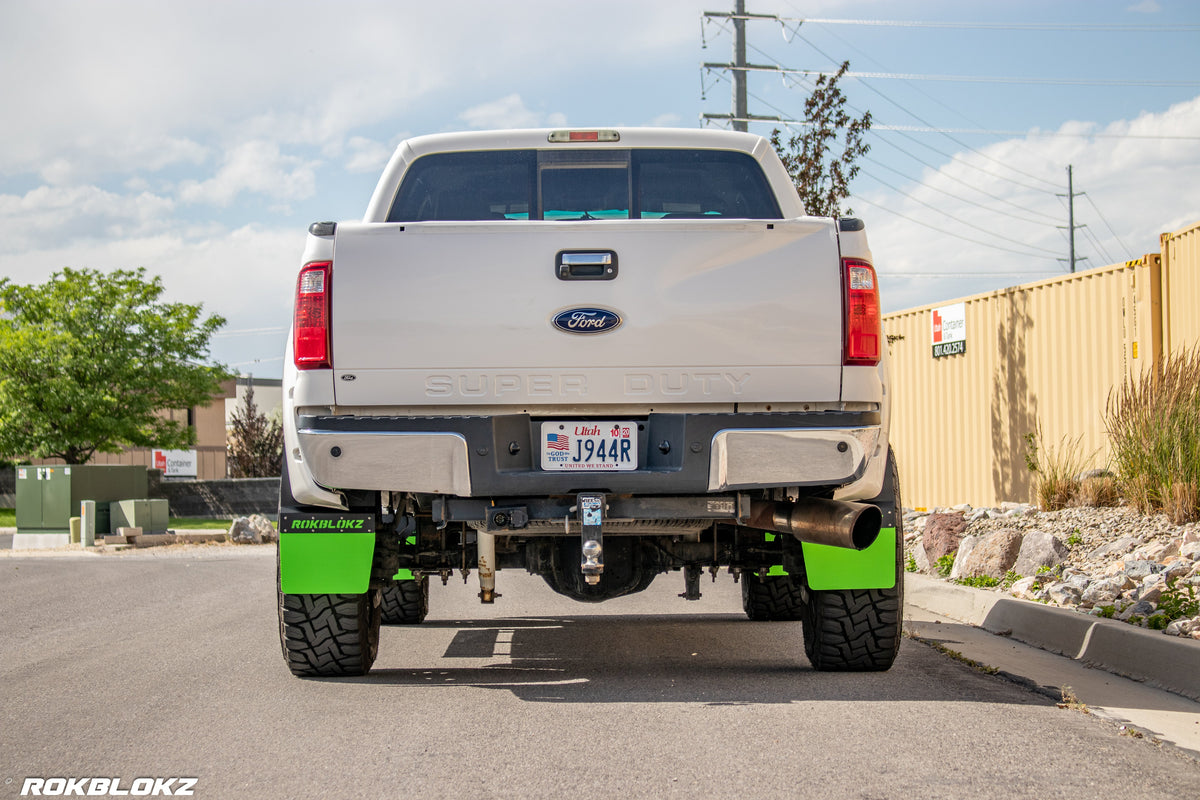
[279,513,375,533]
[286,518,367,531]
[20,777,197,796]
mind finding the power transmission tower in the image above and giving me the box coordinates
[701,2,780,129]
[1057,165,1088,273]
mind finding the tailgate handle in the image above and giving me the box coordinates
[557,250,618,281]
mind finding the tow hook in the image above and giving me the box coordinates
[577,493,605,585]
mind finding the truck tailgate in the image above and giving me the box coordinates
[328,218,844,407]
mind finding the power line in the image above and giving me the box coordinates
[716,62,1065,203]
[212,327,287,338]
[797,18,1200,33]
[1083,193,1136,260]
[860,170,1062,257]
[850,193,1062,262]
[750,32,1067,189]
[866,134,1058,218]
[861,153,1054,227]
[711,11,1200,33]
[1080,223,1116,265]
[706,62,1200,88]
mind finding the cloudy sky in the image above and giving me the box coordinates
[2,0,1198,377]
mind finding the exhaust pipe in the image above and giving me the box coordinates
[748,498,881,551]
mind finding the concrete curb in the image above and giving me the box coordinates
[905,573,1200,701]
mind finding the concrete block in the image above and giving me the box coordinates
[904,573,1001,624]
[1079,619,1200,701]
[981,598,1097,658]
[11,533,71,550]
[132,534,173,548]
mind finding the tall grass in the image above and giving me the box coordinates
[1024,428,1097,510]
[1106,348,1200,524]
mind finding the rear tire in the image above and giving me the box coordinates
[277,555,381,677]
[380,577,429,625]
[802,449,904,672]
[741,571,806,620]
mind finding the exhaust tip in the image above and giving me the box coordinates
[850,504,883,551]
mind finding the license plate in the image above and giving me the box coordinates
[540,421,637,471]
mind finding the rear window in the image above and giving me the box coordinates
[387,149,782,222]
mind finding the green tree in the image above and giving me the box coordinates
[771,60,872,218]
[227,385,283,478]
[0,267,229,464]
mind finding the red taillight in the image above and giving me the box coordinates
[843,258,881,366]
[294,261,331,370]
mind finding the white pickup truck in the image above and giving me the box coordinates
[276,127,901,677]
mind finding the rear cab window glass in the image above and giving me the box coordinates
[387,149,782,222]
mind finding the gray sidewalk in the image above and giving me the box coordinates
[906,572,1200,756]
[906,573,1200,700]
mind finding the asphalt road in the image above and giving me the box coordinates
[1,547,1197,800]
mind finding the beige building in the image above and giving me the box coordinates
[32,379,237,481]
[883,220,1198,509]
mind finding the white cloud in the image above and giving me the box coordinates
[648,113,684,127]
[0,224,304,371]
[0,1,711,180]
[343,136,397,174]
[0,185,175,253]
[458,94,567,130]
[1127,0,1161,12]
[178,141,319,207]
[863,96,1200,312]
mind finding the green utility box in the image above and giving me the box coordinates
[111,498,169,533]
[15,465,149,535]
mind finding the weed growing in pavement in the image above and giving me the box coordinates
[917,638,999,675]
[1058,686,1089,714]
[1106,346,1200,524]
[935,554,955,577]
[905,553,918,573]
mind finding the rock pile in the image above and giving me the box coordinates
[228,514,279,544]
[904,503,1200,638]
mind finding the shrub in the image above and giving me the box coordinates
[1074,475,1120,508]
[1024,427,1096,511]
[956,575,999,588]
[1106,347,1200,524]
[1158,577,1200,621]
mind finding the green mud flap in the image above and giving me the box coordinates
[802,526,898,590]
[278,513,376,594]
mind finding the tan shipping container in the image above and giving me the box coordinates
[883,257,1161,509]
[1162,220,1200,356]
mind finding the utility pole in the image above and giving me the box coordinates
[732,0,748,132]
[1057,165,1087,273]
[701,3,780,129]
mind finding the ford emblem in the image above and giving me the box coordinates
[552,307,623,335]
